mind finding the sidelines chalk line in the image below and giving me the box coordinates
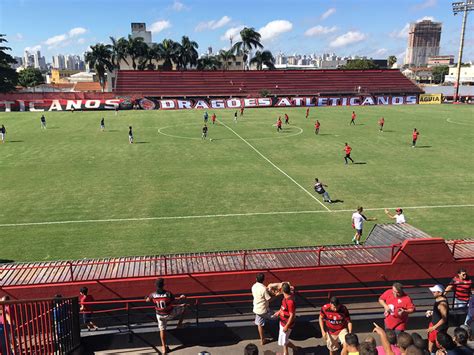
[1,204,473,229]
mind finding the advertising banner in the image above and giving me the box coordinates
[418,93,442,104]
[0,95,419,112]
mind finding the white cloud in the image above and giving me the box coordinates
[417,16,435,22]
[330,31,367,48]
[149,20,171,34]
[412,0,436,11]
[304,25,337,37]
[374,48,388,56]
[220,26,245,41]
[391,23,410,39]
[24,45,41,52]
[171,1,187,11]
[14,33,24,41]
[45,34,67,46]
[321,8,336,20]
[195,16,231,31]
[259,20,293,41]
[68,27,87,37]
[77,38,85,44]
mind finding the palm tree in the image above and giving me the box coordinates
[138,43,159,70]
[176,36,199,70]
[218,49,236,70]
[85,44,113,91]
[250,50,275,70]
[232,27,263,70]
[156,39,178,71]
[126,35,148,70]
[109,36,129,69]
[197,55,221,70]
[388,55,397,68]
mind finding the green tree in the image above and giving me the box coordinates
[138,43,158,70]
[176,36,199,70]
[431,65,449,84]
[197,55,221,70]
[388,55,397,68]
[18,67,44,91]
[232,27,263,69]
[341,59,379,70]
[109,36,129,69]
[0,34,18,93]
[156,39,179,71]
[218,49,236,70]
[250,50,276,70]
[126,35,148,70]
[85,44,113,91]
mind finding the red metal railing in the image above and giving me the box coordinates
[0,297,80,355]
[0,244,402,286]
[446,240,474,259]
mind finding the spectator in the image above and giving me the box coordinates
[244,343,259,355]
[411,333,429,355]
[426,284,449,354]
[0,296,11,355]
[376,329,401,355]
[251,273,283,345]
[384,208,406,224]
[454,326,473,353]
[465,294,473,326]
[342,333,359,355]
[397,332,413,354]
[436,331,471,355]
[146,278,187,355]
[459,324,474,350]
[379,283,415,333]
[273,282,298,355]
[319,296,353,355]
[445,269,472,312]
[360,341,377,355]
[79,287,98,331]
[405,345,423,355]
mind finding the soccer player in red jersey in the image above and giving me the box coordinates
[350,111,356,125]
[240,107,244,116]
[146,278,187,354]
[412,128,419,147]
[445,269,472,310]
[315,120,320,135]
[378,282,415,333]
[306,107,310,118]
[284,113,289,124]
[344,143,354,164]
[277,117,283,132]
[274,283,298,355]
[319,297,353,355]
[379,117,385,132]
[211,113,216,124]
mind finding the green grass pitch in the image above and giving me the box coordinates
[0,104,473,262]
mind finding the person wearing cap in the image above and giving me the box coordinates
[378,282,415,333]
[426,284,449,354]
[385,208,406,224]
[319,296,353,355]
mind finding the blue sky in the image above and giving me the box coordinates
[1,0,473,64]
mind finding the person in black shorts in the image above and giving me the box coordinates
[100,118,105,131]
[128,126,133,144]
[202,124,208,140]
[0,124,6,144]
[40,115,47,129]
[314,178,332,203]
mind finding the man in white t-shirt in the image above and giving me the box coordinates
[351,206,376,245]
[385,208,406,224]
[251,273,284,345]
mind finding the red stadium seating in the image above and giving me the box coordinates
[114,69,422,97]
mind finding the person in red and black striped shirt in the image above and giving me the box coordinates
[146,278,187,354]
[319,296,353,355]
[445,269,472,311]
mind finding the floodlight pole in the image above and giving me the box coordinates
[452,1,473,102]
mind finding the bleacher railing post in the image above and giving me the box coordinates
[243,251,247,270]
[195,299,199,327]
[164,256,167,276]
[126,302,133,343]
[451,241,457,258]
[67,261,74,282]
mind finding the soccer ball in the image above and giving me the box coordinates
[210,138,213,141]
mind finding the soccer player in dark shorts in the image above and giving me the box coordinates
[0,124,6,144]
[277,117,282,132]
[379,117,385,132]
[202,124,208,139]
[306,107,310,118]
[284,113,289,124]
[350,111,356,125]
[315,120,320,135]
[40,115,47,129]
[344,143,354,164]
[100,118,105,131]
[128,126,133,144]
[234,111,238,123]
[412,128,419,147]
[203,111,208,123]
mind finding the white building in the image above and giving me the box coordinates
[445,66,474,84]
[131,23,152,44]
[52,55,66,69]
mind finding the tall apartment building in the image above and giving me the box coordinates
[52,54,66,69]
[405,20,442,67]
[131,23,152,44]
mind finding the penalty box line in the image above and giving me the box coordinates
[217,119,331,212]
[0,204,472,228]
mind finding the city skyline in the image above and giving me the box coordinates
[2,0,473,65]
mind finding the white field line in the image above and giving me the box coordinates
[217,119,331,212]
[0,204,473,228]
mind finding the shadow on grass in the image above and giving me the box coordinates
[134,141,149,144]
[46,127,60,130]
[415,145,432,149]
[331,199,344,204]
[8,140,23,143]
[353,162,367,165]
[0,259,15,263]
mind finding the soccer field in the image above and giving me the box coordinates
[0,104,473,262]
